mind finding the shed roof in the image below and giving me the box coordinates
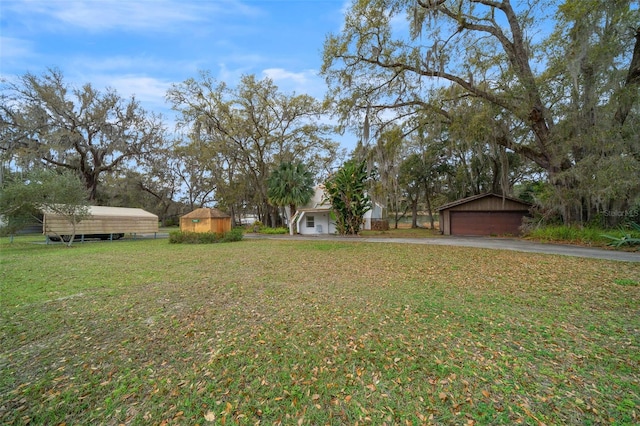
[436,193,531,211]
[181,208,230,219]
[44,205,157,218]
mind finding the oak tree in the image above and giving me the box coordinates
[167,72,340,226]
[0,69,168,201]
[0,168,90,246]
[322,0,639,224]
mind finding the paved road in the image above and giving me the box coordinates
[59,232,638,263]
[245,233,640,263]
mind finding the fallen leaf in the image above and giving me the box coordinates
[204,411,216,422]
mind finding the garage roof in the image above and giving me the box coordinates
[437,193,531,211]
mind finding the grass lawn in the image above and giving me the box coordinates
[360,227,442,239]
[1,236,639,425]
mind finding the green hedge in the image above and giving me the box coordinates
[258,227,288,234]
[169,228,244,244]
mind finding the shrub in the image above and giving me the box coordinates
[525,223,640,247]
[250,220,264,232]
[259,227,288,235]
[221,228,244,242]
[602,222,640,248]
[371,219,390,231]
[169,229,244,244]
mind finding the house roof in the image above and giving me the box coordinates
[296,206,332,213]
[181,208,230,219]
[436,193,531,211]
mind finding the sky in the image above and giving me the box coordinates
[0,0,356,148]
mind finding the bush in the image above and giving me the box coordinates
[250,220,264,232]
[602,222,640,248]
[371,219,390,231]
[169,229,244,244]
[221,228,244,242]
[162,217,179,227]
[258,227,288,235]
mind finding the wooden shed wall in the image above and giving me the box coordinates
[44,214,158,235]
[439,210,451,235]
[180,217,232,234]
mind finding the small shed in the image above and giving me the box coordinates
[180,208,232,234]
[437,193,531,236]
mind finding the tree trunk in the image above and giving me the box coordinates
[411,198,419,228]
[614,27,640,126]
[425,190,434,230]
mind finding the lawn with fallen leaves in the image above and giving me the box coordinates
[1,236,639,425]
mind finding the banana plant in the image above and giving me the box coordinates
[323,160,372,235]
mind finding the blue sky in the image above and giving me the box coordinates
[0,0,355,147]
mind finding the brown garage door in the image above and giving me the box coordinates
[450,211,526,236]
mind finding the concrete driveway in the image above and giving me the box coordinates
[246,234,640,263]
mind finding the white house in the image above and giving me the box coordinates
[289,186,384,235]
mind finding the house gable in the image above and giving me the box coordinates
[290,186,384,235]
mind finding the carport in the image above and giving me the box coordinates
[437,193,531,236]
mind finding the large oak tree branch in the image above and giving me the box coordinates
[614,27,640,126]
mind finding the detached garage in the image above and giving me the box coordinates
[180,208,232,234]
[437,193,531,236]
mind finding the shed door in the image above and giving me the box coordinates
[450,211,526,236]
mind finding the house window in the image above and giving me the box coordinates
[306,215,315,228]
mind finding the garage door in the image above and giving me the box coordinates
[450,211,526,236]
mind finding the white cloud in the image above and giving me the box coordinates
[72,55,160,73]
[0,37,34,59]
[67,73,174,121]
[216,63,246,87]
[3,0,262,33]
[90,74,180,130]
[98,75,171,105]
[262,68,326,98]
[263,68,312,85]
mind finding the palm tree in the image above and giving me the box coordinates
[267,162,315,221]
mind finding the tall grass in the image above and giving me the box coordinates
[525,224,640,247]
